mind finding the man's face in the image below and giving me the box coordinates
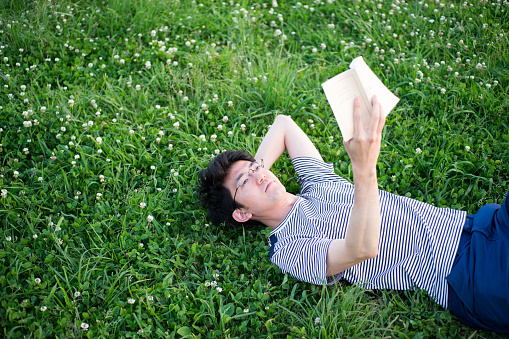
[225,160,287,216]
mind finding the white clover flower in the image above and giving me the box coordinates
[201,103,208,110]
[222,116,228,123]
[140,202,146,209]
[147,215,154,222]
[33,234,38,239]
[243,308,249,313]
[74,154,80,159]
[391,175,396,182]
[199,134,206,141]
[68,99,74,107]
[148,295,154,301]
[88,121,94,127]
[96,193,102,200]
[312,47,318,53]
[314,317,321,324]
[38,177,43,182]
[97,149,102,154]
[465,146,471,152]
[216,287,223,292]
[240,124,246,131]
[61,126,66,132]
[74,291,81,297]
[441,88,446,94]
[168,144,173,150]
[329,136,334,143]
[6,236,11,241]
[320,43,326,50]
[173,122,179,129]
[129,129,134,135]
[183,96,188,102]
[214,149,220,155]
[150,165,156,170]
[228,131,233,137]
[13,171,19,178]
[81,322,89,331]
[135,85,141,91]
[99,175,105,182]
[145,61,151,69]
[228,101,233,107]
[415,148,422,155]
[35,278,41,284]
[128,298,135,304]
[40,306,47,312]
[41,106,46,112]
[96,136,102,144]
[217,125,223,131]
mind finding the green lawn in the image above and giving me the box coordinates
[1,0,508,337]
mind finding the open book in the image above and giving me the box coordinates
[321,56,399,141]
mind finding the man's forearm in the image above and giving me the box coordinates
[345,173,381,259]
[254,116,288,169]
[255,115,322,169]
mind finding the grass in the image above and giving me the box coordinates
[0,0,508,337]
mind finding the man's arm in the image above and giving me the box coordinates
[255,115,323,170]
[326,96,385,276]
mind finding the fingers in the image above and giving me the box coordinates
[368,95,381,134]
[352,95,385,139]
[352,96,363,136]
[371,95,386,135]
[376,103,386,135]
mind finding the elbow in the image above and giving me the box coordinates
[360,246,378,261]
[366,247,378,259]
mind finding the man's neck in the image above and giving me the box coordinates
[259,193,299,230]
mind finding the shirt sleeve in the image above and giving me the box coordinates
[292,157,351,193]
[271,236,343,285]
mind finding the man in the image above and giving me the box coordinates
[197,96,509,333]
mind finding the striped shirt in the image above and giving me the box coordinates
[269,157,466,308]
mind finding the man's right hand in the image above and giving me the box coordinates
[343,95,385,181]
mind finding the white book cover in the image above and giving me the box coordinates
[321,56,400,141]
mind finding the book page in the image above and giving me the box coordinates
[321,69,372,141]
[349,56,399,117]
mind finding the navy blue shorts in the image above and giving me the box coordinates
[447,192,509,333]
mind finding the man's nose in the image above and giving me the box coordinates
[253,171,266,184]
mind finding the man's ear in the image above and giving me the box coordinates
[232,209,252,223]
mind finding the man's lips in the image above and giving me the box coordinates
[265,181,272,192]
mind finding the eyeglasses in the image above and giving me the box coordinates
[232,159,264,209]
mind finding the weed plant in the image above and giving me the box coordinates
[0,0,508,337]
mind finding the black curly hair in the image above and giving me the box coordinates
[197,150,256,227]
